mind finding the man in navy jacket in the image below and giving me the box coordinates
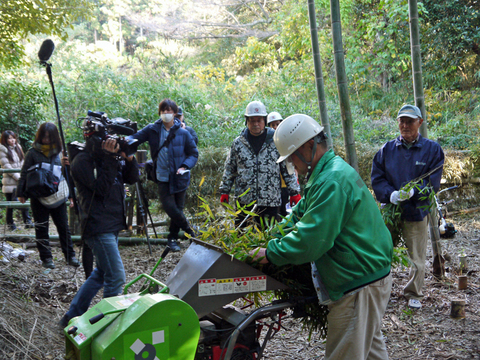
[371,104,444,309]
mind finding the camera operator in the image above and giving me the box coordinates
[59,134,139,328]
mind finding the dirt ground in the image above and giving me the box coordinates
[0,211,479,360]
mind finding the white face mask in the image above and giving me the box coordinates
[161,113,174,123]
[285,159,295,175]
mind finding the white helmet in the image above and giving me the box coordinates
[274,114,324,163]
[245,101,268,117]
[267,112,283,124]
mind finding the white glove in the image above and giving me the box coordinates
[390,189,414,205]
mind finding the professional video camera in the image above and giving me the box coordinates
[80,110,139,156]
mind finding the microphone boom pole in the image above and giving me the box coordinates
[39,39,79,217]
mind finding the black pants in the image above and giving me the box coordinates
[5,192,31,225]
[30,198,76,262]
[234,204,279,229]
[279,187,290,217]
[157,182,191,240]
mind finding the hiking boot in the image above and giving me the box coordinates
[42,258,55,269]
[68,256,80,267]
[167,239,181,252]
[7,224,17,231]
[408,299,422,309]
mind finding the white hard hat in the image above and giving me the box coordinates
[245,101,267,117]
[274,114,324,163]
[267,112,283,124]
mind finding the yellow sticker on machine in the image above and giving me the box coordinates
[198,276,266,297]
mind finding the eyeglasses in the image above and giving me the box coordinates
[397,118,419,125]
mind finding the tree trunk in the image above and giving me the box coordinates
[330,0,358,171]
[119,15,123,53]
[307,0,332,149]
[408,0,428,137]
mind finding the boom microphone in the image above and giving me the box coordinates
[38,39,55,63]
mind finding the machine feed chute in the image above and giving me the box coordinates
[166,240,288,317]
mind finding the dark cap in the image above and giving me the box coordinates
[177,106,183,116]
[396,105,422,120]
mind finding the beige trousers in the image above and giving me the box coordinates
[401,217,428,299]
[325,273,392,360]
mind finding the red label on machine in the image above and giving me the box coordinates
[234,277,250,293]
[198,278,217,296]
[250,275,267,292]
[198,276,267,296]
[73,332,87,345]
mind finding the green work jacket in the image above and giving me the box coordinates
[266,149,393,302]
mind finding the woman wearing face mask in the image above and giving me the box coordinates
[128,99,199,252]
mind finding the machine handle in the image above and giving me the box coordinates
[89,314,104,324]
[160,247,170,259]
[123,273,170,295]
[89,308,126,325]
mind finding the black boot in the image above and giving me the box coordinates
[167,239,181,252]
[25,219,34,229]
[23,208,33,228]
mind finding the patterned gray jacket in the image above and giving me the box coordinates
[219,128,300,207]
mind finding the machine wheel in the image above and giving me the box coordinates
[231,347,255,360]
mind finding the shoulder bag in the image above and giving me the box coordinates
[38,177,69,209]
[25,157,60,198]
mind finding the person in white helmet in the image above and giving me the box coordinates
[267,111,296,216]
[267,111,283,130]
[219,101,301,228]
[250,114,393,360]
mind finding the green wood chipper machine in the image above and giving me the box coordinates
[62,239,306,360]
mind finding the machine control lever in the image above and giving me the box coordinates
[67,326,78,335]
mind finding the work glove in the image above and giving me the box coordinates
[290,194,302,207]
[390,189,414,205]
[220,194,229,204]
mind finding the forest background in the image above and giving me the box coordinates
[1,0,480,206]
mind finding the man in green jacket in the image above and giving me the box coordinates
[250,114,393,360]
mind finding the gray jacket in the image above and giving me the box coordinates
[219,128,300,207]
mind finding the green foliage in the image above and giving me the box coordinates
[2,0,480,167]
[0,77,48,144]
[381,180,436,250]
[0,0,93,68]
[392,247,410,268]
[195,196,329,338]
[348,0,413,87]
[422,0,480,88]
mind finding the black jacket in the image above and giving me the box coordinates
[17,146,64,199]
[71,152,139,237]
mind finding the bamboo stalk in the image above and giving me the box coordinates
[330,0,358,172]
[408,0,428,138]
[307,0,333,149]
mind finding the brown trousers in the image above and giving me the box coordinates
[326,274,392,360]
